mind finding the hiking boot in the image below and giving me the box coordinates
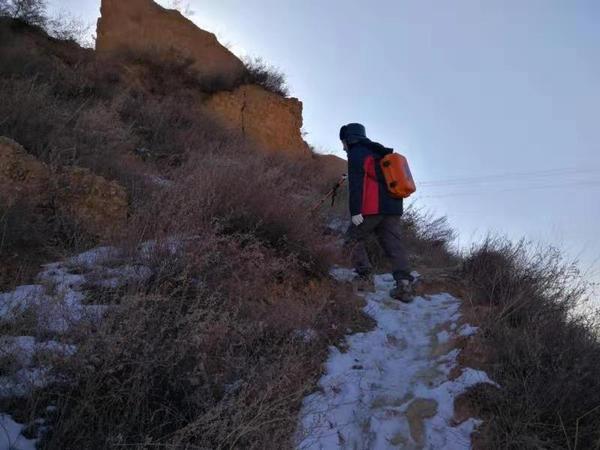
[354,273,374,292]
[390,277,415,303]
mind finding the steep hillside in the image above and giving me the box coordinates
[96,0,247,86]
[0,3,359,448]
[0,1,599,450]
[0,8,345,268]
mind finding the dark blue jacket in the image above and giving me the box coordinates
[347,139,404,217]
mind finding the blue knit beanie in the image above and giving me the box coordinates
[339,123,367,142]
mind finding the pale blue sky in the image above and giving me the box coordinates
[50,0,600,283]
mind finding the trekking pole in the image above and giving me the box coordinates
[310,174,347,214]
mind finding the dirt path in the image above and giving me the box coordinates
[297,269,495,450]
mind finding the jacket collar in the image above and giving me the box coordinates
[348,138,393,156]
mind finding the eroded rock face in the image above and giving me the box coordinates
[95,0,338,166]
[53,166,128,237]
[205,84,310,156]
[0,137,128,238]
[96,0,314,158]
[0,137,50,204]
[96,0,246,86]
[314,153,347,182]
[406,398,439,446]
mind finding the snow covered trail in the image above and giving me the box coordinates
[297,269,495,450]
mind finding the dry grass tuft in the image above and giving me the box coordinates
[40,241,362,449]
[462,237,600,450]
[0,202,94,291]
[243,57,290,97]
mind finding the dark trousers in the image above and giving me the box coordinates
[345,215,411,282]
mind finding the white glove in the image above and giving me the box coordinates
[351,214,364,226]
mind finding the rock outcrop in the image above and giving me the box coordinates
[53,166,128,237]
[314,153,347,181]
[0,137,128,238]
[96,0,246,86]
[205,84,310,156]
[96,0,311,157]
[0,138,50,204]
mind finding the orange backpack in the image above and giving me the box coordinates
[380,153,416,199]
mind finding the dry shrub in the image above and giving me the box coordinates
[0,78,63,160]
[0,17,93,90]
[0,0,47,28]
[40,219,363,449]
[115,90,229,167]
[46,12,93,48]
[1,1,92,47]
[131,145,337,275]
[0,18,296,184]
[23,122,368,449]
[122,48,240,95]
[399,206,457,268]
[0,202,87,253]
[63,103,136,173]
[0,139,367,447]
[0,202,95,290]
[463,237,600,450]
[0,19,249,175]
[0,76,144,187]
[464,237,583,326]
[0,18,370,449]
[0,22,202,190]
[243,57,289,97]
[0,20,207,170]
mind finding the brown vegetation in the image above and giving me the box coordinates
[0,201,93,291]
[96,0,247,88]
[15,137,369,449]
[244,57,290,97]
[461,237,600,449]
[0,15,367,449]
[1,7,599,450]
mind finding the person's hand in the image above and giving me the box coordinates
[351,214,364,226]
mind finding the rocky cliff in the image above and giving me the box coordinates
[205,84,310,156]
[315,153,347,179]
[0,137,127,238]
[96,0,322,159]
[96,0,246,87]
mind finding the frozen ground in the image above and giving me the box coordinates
[297,268,496,450]
[0,414,36,450]
[0,247,494,449]
[0,241,175,450]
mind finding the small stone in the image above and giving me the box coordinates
[406,398,439,446]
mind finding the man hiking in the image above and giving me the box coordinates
[340,123,415,302]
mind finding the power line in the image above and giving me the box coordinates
[419,167,600,188]
[414,179,600,199]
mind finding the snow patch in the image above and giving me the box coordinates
[0,286,46,321]
[0,336,78,399]
[327,218,350,234]
[0,367,51,398]
[297,272,495,449]
[0,242,158,407]
[67,246,121,269]
[147,175,174,187]
[329,266,357,283]
[458,324,479,337]
[0,239,190,444]
[0,337,36,366]
[0,414,37,450]
[139,237,183,259]
[294,328,319,343]
[0,245,151,335]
